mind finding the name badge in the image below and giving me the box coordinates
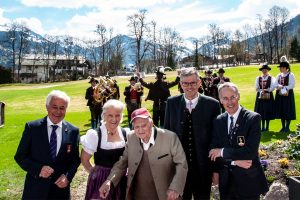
[237,136,245,146]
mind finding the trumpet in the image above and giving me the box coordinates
[133,82,142,92]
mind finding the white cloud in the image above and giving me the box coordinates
[14,17,45,34]
[8,0,300,40]
[0,8,10,27]
[21,0,181,9]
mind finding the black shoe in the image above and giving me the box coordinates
[261,128,265,132]
[284,128,290,133]
[279,128,285,132]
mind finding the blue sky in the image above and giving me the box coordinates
[1,0,300,40]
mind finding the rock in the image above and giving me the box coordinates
[263,181,288,200]
[211,185,220,200]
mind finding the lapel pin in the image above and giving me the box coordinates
[67,144,71,153]
[237,136,245,146]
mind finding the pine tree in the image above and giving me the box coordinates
[289,37,300,62]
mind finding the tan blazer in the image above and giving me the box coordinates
[108,127,188,200]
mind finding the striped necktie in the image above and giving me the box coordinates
[229,116,234,144]
[50,125,58,161]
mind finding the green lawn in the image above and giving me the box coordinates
[0,64,299,199]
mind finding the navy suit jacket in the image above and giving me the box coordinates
[14,117,80,200]
[211,107,269,197]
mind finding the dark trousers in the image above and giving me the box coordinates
[183,164,211,200]
[127,102,139,128]
[90,104,102,129]
[220,170,259,200]
[153,102,166,127]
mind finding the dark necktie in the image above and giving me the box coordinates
[50,125,58,161]
[229,116,234,144]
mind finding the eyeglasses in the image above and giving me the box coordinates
[221,96,238,102]
[181,81,198,87]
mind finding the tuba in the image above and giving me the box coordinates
[93,76,108,105]
[105,78,119,100]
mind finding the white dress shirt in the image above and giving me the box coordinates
[141,128,155,151]
[183,93,200,111]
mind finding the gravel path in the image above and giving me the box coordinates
[71,166,88,200]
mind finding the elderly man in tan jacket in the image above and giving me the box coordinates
[99,107,188,200]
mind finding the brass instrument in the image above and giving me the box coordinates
[133,82,142,92]
[105,78,119,100]
[92,76,108,105]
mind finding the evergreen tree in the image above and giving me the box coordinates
[0,66,12,84]
[194,41,199,69]
[167,49,175,68]
[289,37,300,62]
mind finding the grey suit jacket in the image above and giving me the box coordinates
[107,127,188,200]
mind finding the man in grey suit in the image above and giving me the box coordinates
[209,82,269,200]
[164,67,220,200]
[99,107,188,200]
[15,90,80,200]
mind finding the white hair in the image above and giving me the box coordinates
[101,99,125,123]
[46,90,70,107]
[218,82,240,98]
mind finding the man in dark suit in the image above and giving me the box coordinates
[137,67,180,127]
[164,67,221,200]
[85,77,98,129]
[212,68,230,112]
[15,90,80,200]
[209,82,269,200]
[123,76,144,128]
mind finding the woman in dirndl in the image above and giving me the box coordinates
[81,99,128,200]
[274,56,296,132]
[254,64,276,131]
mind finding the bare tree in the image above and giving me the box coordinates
[264,19,274,63]
[243,24,253,64]
[108,34,124,75]
[86,39,99,76]
[127,9,151,71]
[150,20,157,67]
[208,24,225,67]
[278,7,289,56]
[5,22,31,82]
[95,24,107,74]
[230,29,244,65]
[256,14,267,62]
[268,6,281,63]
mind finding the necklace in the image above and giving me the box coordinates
[108,131,116,136]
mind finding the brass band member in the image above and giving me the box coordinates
[85,77,99,129]
[106,78,120,100]
[213,68,230,112]
[124,76,144,128]
[137,67,180,127]
[92,76,111,129]
[202,69,216,98]
[254,64,275,132]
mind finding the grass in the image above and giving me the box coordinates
[0,64,299,199]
